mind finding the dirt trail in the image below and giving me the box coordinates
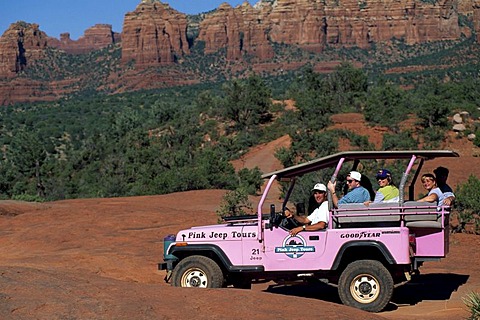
[0,196,478,319]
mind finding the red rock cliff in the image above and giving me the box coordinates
[121,0,190,67]
[198,3,274,60]
[48,24,120,54]
[0,22,48,78]
[199,0,462,56]
[474,0,480,43]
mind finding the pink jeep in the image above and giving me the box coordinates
[159,150,458,312]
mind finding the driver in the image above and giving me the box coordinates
[284,183,329,236]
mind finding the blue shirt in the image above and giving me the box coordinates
[338,186,371,204]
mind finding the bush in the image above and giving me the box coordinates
[11,193,45,202]
[382,131,418,150]
[364,83,408,130]
[238,167,263,195]
[215,188,253,222]
[455,175,480,234]
[463,291,480,320]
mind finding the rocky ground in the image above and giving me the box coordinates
[0,194,478,320]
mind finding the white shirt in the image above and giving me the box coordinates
[307,201,329,225]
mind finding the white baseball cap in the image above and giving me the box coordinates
[311,183,327,192]
[349,171,362,181]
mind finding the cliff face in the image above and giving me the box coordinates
[0,0,478,105]
[199,0,462,54]
[198,3,274,60]
[48,24,120,54]
[0,22,48,79]
[121,0,190,67]
[474,0,480,43]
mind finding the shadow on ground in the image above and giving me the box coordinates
[261,273,469,311]
[385,273,469,311]
[263,279,342,304]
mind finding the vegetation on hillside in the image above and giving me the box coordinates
[1,64,480,229]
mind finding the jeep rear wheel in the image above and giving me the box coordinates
[338,260,393,312]
[172,255,224,288]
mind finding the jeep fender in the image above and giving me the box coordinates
[171,244,264,273]
[331,241,396,271]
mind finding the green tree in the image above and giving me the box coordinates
[382,131,418,150]
[326,62,368,112]
[411,80,450,129]
[215,188,253,221]
[7,131,48,198]
[364,83,408,130]
[455,175,480,234]
[289,68,333,132]
[238,167,263,195]
[220,75,272,131]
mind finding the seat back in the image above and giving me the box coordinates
[333,202,401,228]
[402,201,443,228]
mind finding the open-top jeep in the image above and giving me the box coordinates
[159,150,459,312]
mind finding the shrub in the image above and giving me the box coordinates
[463,291,480,320]
[238,167,263,195]
[382,131,418,150]
[12,193,45,202]
[215,188,253,222]
[455,175,480,234]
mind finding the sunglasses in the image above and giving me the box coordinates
[346,179,354,183]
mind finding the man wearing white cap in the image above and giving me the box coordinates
[285,183,329,236]
[327,171,370,208]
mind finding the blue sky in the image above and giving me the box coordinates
[0,0,252,40]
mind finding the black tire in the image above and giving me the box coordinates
[338,260,394,312]
[171,255,224,288]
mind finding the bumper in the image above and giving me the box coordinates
[158,262,168,270]
[158,259,176,271]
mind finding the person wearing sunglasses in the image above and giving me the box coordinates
[327,171,370,208]
[365,169,399,205]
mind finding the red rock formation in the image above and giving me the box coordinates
[262,0,327,51]
[474,0,480,43]
[0,22,48,78]
[121,0,190,67]
[0,0,474,106]
[198,3,274,60]
[48,24,120,54]
[199,0,461,54]
[0,78,78,105]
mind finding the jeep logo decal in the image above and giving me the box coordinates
[275,235,315,259]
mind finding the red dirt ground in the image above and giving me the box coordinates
[0,112,478,319]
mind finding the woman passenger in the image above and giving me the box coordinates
[364,169,399,205]
[417,173,446,206]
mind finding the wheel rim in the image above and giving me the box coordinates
[349,274,380,304]
[181,268,208,287]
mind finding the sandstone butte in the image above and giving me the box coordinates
[0,0,480,105]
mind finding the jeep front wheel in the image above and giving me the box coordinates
[338,260,393,312]
[171,255,224,288]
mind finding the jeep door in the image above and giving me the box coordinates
[262,224,328,271]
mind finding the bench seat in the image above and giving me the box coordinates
[334,203,401,228]
[402,201,445,229]
[333,201,448,229]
